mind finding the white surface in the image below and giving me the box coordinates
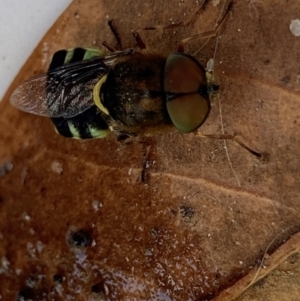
[0,0,72,100]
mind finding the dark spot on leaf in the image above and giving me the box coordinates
[215,271,222,279]
[40,187,46,194]
[280,75,290,85]
[53,274,63,284]
[67,228,92,247]
[180,205,195,219]
[17,287,35,301]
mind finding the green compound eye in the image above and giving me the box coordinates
[164,53,210,133]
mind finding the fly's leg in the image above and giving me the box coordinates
[177,1,233,52]
[102,41,118,52]
[133,1,232,52]
[115,130,137,143]
[108,20,123,49]
[131,0,210,51]
[141,0,210,31]
[131,31,147,50]
[102,19,123,52]
[104,19,148,51]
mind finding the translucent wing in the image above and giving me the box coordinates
[10,49,134,118]
[11,72,99,118]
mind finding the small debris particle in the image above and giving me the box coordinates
[92,200,102,211]
[36,241,44,253]
[51,161,63,174]
[212,0,221,6]
[0,160,13,176]
[76,249,87,264]
[206,58,214,72]
[27,242,36,258]
[25,275,37,288]
[22,212,31,221]
[290,19,300,36]
[145,248,153,256]
[150,228,158,239]
[1,256,10,270]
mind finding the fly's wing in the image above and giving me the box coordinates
[11,69,100,118]
[10,49,134,118]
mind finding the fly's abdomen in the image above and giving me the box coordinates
[48,48,110,139]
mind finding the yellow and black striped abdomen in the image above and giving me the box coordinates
[48,48,110,139]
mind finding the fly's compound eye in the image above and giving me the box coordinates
[164,53,210,133]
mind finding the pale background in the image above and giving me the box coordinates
[0,0,71,100]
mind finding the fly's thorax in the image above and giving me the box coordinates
[99,52,172,129]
